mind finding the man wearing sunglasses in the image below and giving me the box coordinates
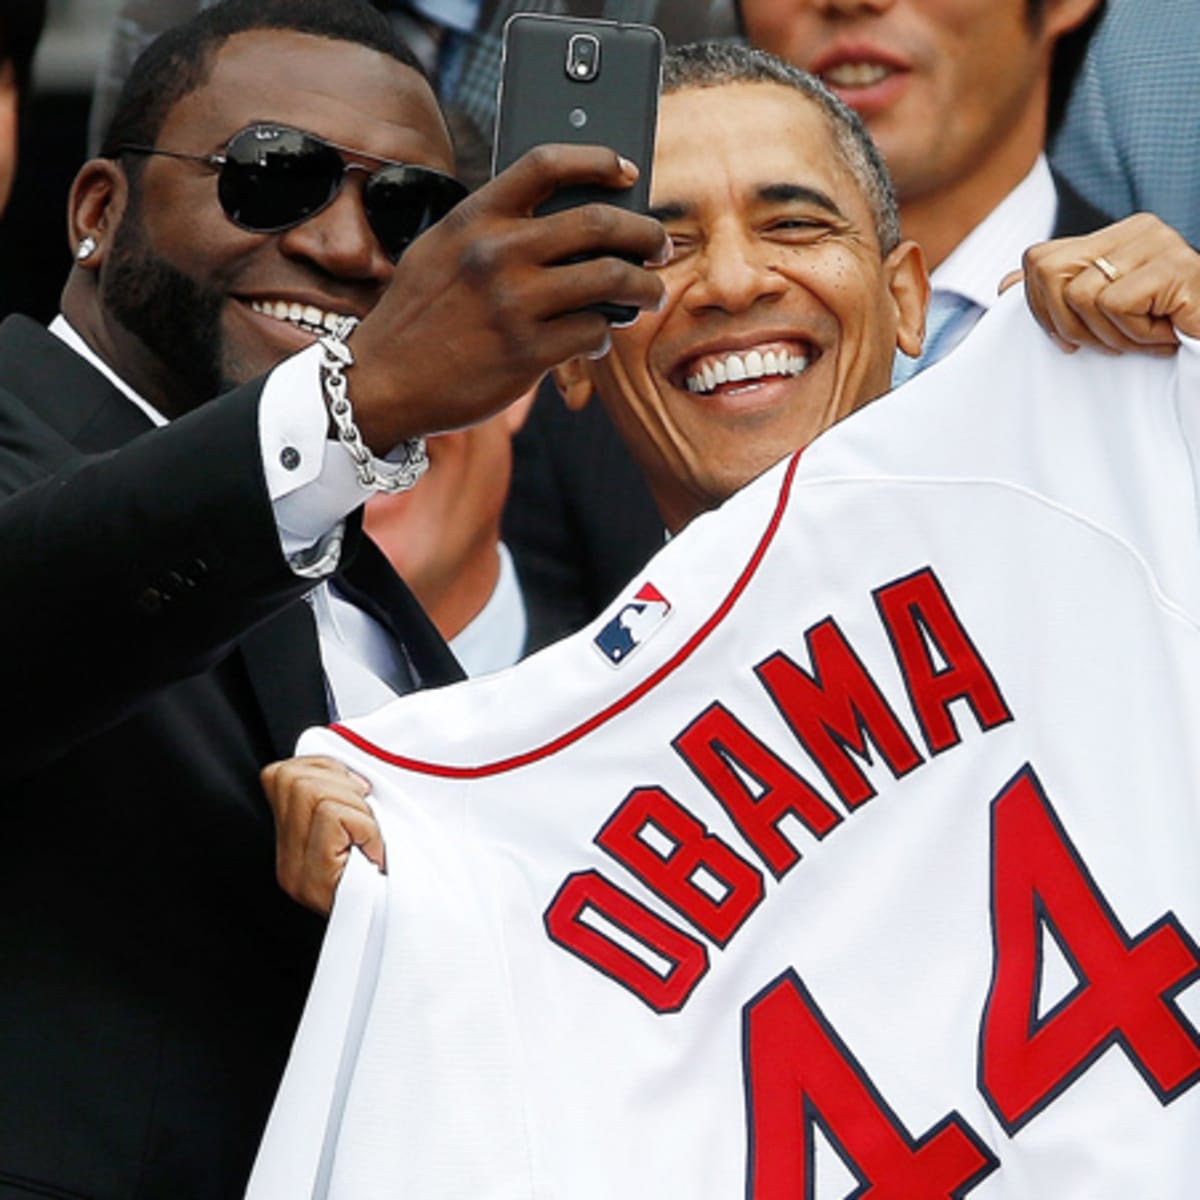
[0,0,666,1197]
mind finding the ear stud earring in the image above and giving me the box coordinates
[75,236,98,262]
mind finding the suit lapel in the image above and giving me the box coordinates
[0,315,152,451]
[239,536,465,761]
[338,536,466,691]
[238,601,331,760]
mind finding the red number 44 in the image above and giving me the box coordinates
[742,765,1200,1197]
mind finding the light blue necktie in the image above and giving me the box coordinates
[892,291,981,387]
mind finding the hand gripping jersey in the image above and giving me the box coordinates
[248,292,1200,1200]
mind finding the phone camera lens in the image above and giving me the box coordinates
[566,33,600,82]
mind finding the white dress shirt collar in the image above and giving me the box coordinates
[48,313,168,428]
[931,155,1058,313]
[450,542,528,677]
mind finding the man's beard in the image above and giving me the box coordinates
[102,201,228,411]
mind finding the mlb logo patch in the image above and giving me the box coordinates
[593,583,672,666]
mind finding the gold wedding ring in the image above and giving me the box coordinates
[1092,255,1121,283]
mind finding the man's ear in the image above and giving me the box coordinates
[884,239,930,360]
[551,357,595,412]
[66,158,129,268]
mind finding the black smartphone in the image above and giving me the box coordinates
[493,12,665,324]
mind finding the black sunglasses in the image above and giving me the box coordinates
[119,122,468,262]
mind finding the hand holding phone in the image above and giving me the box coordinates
[493,13,664,324]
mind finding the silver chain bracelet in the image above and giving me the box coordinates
[318,315,429,494]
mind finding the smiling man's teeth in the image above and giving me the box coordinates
[822,62,892,87]
[249,298,351,336]
[686,348,810,394]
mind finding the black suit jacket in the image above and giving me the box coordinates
[0,316,462,1199]
[1050,168,1111,240]
[503,173,1113,646]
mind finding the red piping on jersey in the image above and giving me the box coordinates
[331,450,803,778]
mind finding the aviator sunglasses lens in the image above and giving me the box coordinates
[363,167,467,261]
[217,125,344,232]
[214,124,467,258]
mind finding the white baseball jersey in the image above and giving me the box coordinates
[248,292,1200,1200]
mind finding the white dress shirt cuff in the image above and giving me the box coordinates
[258,344,379,579]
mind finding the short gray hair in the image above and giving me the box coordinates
[662,42,900,255]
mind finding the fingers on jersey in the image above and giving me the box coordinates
[261,755,384,916]
[1022,214,1200,356]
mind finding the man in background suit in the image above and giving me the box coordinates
[503,0,1112,642]
[0,0,666,1196]
[1051,0,1200,250]
[0,0,45,216]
